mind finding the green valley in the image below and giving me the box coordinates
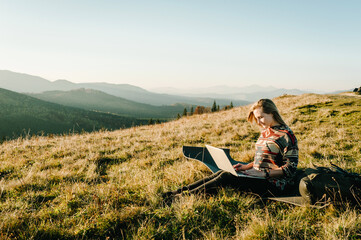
[0,88,148,140]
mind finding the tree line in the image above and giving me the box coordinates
[177,100,234,119]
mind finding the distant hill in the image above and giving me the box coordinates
[152,84,279,95]
[152,85,310,102]
[238,88,308,102]
[0,88,148,139]
[28,88,193,119]
[0,70,249,106]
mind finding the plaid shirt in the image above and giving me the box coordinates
[253,125,299,190]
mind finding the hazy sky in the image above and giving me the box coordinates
[1,0,360,91]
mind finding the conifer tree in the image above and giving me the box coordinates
[212,100,217,112]
[230,101,233,108]
[190,106,194,115]
[183,108,187,116]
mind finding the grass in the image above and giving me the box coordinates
[0,93,360,239]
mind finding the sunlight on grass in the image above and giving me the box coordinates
[0,93,360,239]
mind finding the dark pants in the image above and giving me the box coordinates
[174,170,282,197]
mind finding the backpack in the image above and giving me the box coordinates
[299,164,361,206]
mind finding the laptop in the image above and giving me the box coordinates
[205,145,264,179]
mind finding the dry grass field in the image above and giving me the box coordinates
[0,93,360,239]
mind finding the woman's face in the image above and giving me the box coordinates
[253,107,277,128]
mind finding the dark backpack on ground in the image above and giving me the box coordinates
[299,164,361,206]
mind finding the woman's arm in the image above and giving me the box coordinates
[248,137,298,178]
[233,162,253,172]
[241,167,284,178]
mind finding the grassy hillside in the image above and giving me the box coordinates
[0,88,148,140]
[0,93,360,239]
[28,88,194,119]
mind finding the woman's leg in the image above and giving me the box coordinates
[183,172,282,197]
[163,171,282,200]
[229,177,282,197]
[170,170,224,194]
[187,170,239,195]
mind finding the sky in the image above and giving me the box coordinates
[0,0,360,91]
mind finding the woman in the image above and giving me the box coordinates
[164,99,299,200]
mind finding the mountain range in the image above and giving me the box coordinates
[0,70,248,106]
[0,70,248,139]
[27,88,193,119]
[0,69,341,139]
[0,70,350,105]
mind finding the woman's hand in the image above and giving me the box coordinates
[233,162,254,172]
[243,168,266,177]
[233,163,244,172]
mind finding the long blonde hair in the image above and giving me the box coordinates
[247,99,286,126]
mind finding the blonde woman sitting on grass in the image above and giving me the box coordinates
[163,99,299,201]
